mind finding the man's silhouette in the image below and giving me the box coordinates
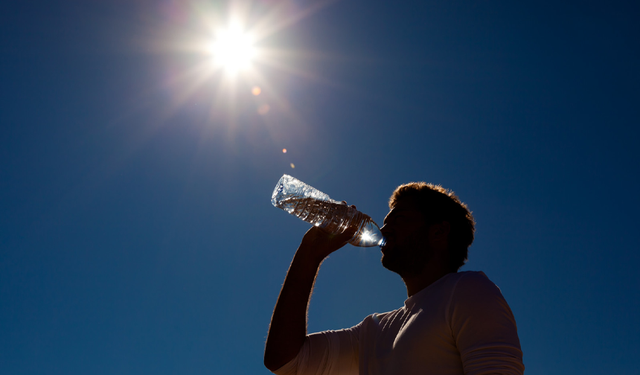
[264,182,524,375]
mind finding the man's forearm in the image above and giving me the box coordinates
[264,246,324,372]
[264,226,355,372]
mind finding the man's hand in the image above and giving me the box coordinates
[298,225,358,263]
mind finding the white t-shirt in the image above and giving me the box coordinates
[274,271,524,375]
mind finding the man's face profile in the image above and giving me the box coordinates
[380,198,434,277]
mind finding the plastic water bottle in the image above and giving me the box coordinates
[271,174,385,247]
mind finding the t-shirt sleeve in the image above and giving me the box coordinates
[273,326,360,375]
[449,272,525,375]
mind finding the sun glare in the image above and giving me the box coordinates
[211,24,255,74]
[154,0,337,128]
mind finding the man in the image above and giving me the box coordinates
[264,182,524,375]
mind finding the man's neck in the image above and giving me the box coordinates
[403,266,453,297]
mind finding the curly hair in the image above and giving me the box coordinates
[389,182,475,271]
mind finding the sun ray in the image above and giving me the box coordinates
[256,48,353,92]
[142,0,364,152]
[248,0,340,43]
[159,60,220,117]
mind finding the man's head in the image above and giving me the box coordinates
[381,182,475,275]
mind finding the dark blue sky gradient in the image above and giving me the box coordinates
[2,1,639,374]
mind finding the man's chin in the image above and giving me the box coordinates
[381,253,400,273]
[381,250,428,277]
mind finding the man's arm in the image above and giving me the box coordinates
[264,226,356,372]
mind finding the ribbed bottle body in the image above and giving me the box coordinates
[272,175,384,247]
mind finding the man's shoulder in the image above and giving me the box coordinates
[449,270,501,289]
[449,270,508,310]
[427,270,493,293]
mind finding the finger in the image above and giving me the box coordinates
[336,225,358,242]
[331,234,351,248]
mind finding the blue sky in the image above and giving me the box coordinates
[1,1,639,374]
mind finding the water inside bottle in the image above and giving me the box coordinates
[276,197,350,230]
[276,196,384,247]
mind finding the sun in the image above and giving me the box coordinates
[151,0,339,125]
[211,23,256,74]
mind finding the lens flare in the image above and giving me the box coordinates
[258,104,270,115]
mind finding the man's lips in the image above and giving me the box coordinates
[380,237,392,252]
